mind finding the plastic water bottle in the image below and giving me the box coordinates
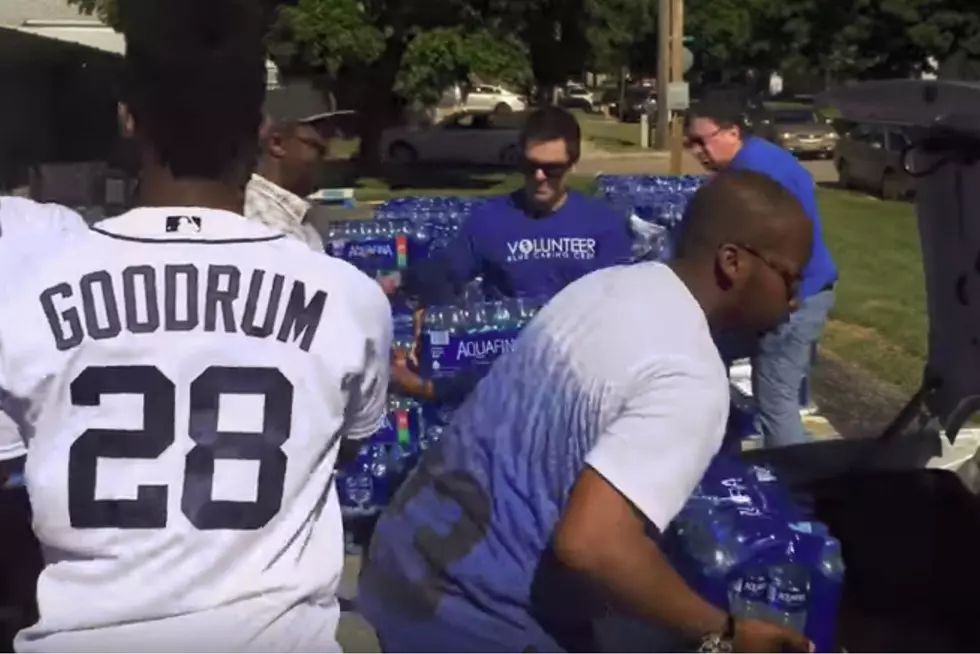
[767,564,810,632]
[818,538,845,583]
[674,507,742,578]
[729,566,772,621]
[420,424,443,451]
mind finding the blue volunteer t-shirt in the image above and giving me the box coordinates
[729,137,838,299]
[403,191,633,303]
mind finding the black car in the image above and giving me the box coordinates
[619,87,656,123]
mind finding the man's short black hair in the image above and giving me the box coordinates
[119,0,266,184]
[520,107,582,164]
[685,102,746,134]
[675,169,807,258]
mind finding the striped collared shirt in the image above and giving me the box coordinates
[244,173,323,251]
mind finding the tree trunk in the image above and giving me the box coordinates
[356,40,409,175]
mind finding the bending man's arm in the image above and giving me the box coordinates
[554,359,728,640]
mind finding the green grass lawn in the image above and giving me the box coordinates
[575,111,645,150]
[816,189,926,393]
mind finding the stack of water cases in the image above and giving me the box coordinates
[374,196,484,255]
[335,394,426,518]
[665,455,844,652]
[596,174,704,262]
[418,296,545,430]
[325,218,430,331]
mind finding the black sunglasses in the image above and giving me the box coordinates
[735,242,802,298]
[519,157,571,179]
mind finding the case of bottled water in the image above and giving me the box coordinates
[336,395,425,517]
[665,454,844,652]
[418,297,544,379]
[325,219,432,278]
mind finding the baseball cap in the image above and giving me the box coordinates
[262,81,333,126]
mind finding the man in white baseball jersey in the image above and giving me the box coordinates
[0,0,390,651]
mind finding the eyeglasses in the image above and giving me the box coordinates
[519,157,572,179]
[735,242,802,298]
[684,127,724,150]
[295,135,328,159]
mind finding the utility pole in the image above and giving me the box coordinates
[668,0,685,174]
[654,0,671,150]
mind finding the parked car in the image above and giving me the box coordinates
[833,121,917,200]
[380,110,523,165]
[747,107,837,158]
[463,85,527,113]
[559,85,597,112]
[619,87,657,123]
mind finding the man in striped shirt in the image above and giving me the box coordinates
[246,82,331,250]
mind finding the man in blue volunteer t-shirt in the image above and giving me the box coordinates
[685,103,838,448]
[379,106,633,305]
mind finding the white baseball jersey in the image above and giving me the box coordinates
[0,207,392,652]
[0,197,89,460]
[0,197,88,272]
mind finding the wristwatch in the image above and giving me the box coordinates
[697,614,736,653]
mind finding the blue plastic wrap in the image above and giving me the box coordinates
[596,174,704,263]
[336,396,425,518]
[665,454,844,652]
[374,196,485,255]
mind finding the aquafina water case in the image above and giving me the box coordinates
[419,297,544,379]
[665,454,844,652]
[336,395,425,516]
[325,219,431,277]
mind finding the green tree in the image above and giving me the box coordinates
[586,0,656,76]
[271,0,531,165]
[755,0,980,83]
[68,0,532,168]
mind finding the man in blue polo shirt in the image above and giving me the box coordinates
[685,103,838,448]
[379,107,633,304]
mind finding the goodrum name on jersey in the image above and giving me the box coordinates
[39,264,327,352]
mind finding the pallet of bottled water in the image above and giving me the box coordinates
[374,196,486,254]
[666,455,844,652]
[596,174,703,227]
[596,175,704,263]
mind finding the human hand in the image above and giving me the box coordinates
[733,619,812,653]
[378,272,402,295]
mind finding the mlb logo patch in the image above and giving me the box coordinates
[166,215,202,234]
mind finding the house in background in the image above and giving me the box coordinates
[0,0,281,196]
[0,1,121,191]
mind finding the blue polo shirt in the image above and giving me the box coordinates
[729,137,838,299]
[403,191,633,304]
